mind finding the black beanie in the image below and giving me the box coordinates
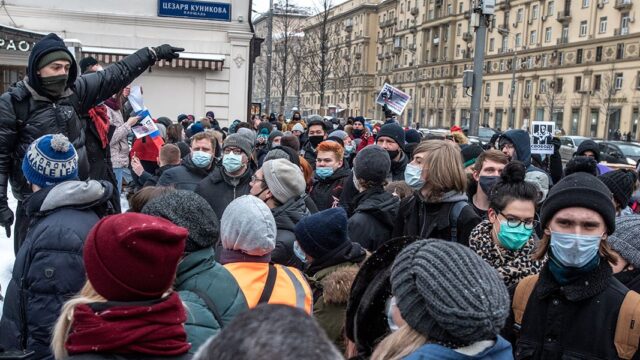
[27,33,77,96]
[461,144,484,168]
[541,172,616,234]
[294,207,349,259]
[354,145,391,184]
[598,170,638,208]
[79,56,99,74]
[377,123,406,149]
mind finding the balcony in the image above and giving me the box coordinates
[462,32,473,42]
[556,37,569,45]
[614,0,633,10]
[556,10,571,23]
[614,27,630,35]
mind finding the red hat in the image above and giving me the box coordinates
[450,125,462,133]
[83,213,188,301]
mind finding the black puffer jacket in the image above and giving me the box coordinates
[310,167,351,211]
[195,165,253,222]
[271,196,310,269]
[0,33,156,202]
[347,188,400,252]
[0,180,115,359]
[302,141,318,169]
[158,156,214,191]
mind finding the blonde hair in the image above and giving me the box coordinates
[414,140,467,201]
[371,325,428,360]
[51,281,106,359]
[451,131,469,145]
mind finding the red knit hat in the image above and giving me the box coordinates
[83,213,188,301]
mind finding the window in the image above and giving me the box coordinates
[590,109,599,137]
[599,17,607,33]
[617,43,625,60]
[562,25,569,41]
[571,109,580,135]
[634,108,639,137]
[517,8,524,22]
[582,0,590,6]
[574,76,582,91]
[596,46,603,62]
[502,35,509,50]
[576,48,583,64]
[579,21,588,37]
[532,5,539,19]
[530,30,537,44]
[495,109,503,130]
[636,71,640,89]
[525,80,533,95]
[457,23,462,35]
[515,33,522,47]
[489,38,495,51]
[615,73,623,90]
[498,82,504,96]
[456,44,461,56]
[548,1,555,16]
[593,74,601,91]
[459,2,464,13]
[540,79,548,93]
[485,82,491,96]
[556,77,564,93]
[545,27,552,43]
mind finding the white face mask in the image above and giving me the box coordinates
[353,169,364,192]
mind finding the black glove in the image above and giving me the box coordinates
[551,137,561,154]
[152,45,184,62]
[0,203,13,238]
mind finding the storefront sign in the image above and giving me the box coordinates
[0,39,36,52]
[158,0,231,21]
[0,26,44,56]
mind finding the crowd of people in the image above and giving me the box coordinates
[1,33,640,360]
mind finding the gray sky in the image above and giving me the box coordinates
[253,0,348,16]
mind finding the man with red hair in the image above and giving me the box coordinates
[309,141,350,210]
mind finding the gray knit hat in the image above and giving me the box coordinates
[262,159,306,204]
[141,190,220,253]
[237,127,257,147]
[391,240,510,346]
[608,215,640,267]
[353,145,391,184]
[224,133,253,157]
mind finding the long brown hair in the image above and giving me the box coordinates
[534,233,617,265]
[414,140,467,201]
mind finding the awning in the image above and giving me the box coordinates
[81,46,225,71]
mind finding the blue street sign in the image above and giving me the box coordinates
[158,0,231,21]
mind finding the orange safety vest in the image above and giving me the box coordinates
[224,262,313,314]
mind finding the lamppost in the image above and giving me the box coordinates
[468,0,495,137]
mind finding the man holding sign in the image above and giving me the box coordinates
[0,32,183,252]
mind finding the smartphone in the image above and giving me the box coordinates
[0,350,35,359]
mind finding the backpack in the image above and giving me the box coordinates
[513,274,640,359]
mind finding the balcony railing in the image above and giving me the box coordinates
[556,10,571,23]
[614,0,633,10]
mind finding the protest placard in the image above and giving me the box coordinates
[531,121,555,155]
[375,83,411,116]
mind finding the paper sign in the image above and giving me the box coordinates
[128,86,160,139]
[375,83,411,116]
[531,121,555,155]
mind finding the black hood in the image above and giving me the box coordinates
[272,196,309,231]
[353,188,400,228]
[575,139,601,162]
[27,33,78,98]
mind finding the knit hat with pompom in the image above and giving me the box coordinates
[22,133,78,188]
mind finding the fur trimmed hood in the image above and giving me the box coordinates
[320,264,360,304]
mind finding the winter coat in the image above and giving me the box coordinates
[301,141,318,169]
[0,180,115,359]
[174,248,249,354]
[392,191,481,246]
[347,188,400,252]
[468,221,544,288]
[158,156,214,191]
[107,104,131,169]
[271,196,310,269]
[137,164,179,188]
[195,165,253,222]
[353,131,375,153]
[310,167,351,211]
[67,354,191,360]
[404,336,513,360]
[390,152,409,181]
[508,259,635,360]
[0,36,154,202]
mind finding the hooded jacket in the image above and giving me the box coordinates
[501,130,551,183]
[348,188,400,252]
[174,248,249,354]
[0,180,115,359]
[271,196,310,269]
[310,167,351,211]
[158,155,215,191]
[574,139,613,175]
[195,165,254,222]
[404,336,513,360]
[0,33,156,202]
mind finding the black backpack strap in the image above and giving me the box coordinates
[449,201,468,242]
[258,263,278,304]
[187,288,225,329]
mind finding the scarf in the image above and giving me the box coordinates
[548,252,600,286]
[65,292,190,356]
[88,104,110,148]
[103,96,121,111]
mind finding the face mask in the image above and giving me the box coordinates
[333,124,339,130]
[386,297,400,332]
[345,144,355,154]
[293,116,300,121]
[404,163,424,189]
[496,221,533,250]
[315,166,334,179]
[387,149,400,161]
[309,135,324,148]
[191,151,212,168]
[222,153,243,173]
[293,241,307,264]
[40,74,68,98]
[479,176,500,195]
[550,231,602,268]
[352,129,363,137]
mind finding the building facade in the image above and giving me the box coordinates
[0,0,253,126]
[296,0,640,138]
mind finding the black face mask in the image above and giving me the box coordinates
[479,176,500,195]
[614,268,640,285]
[293,116,301,121]
[352,129,363,138]
[40,74,68,98]
[387,149,400,161]
[309,135,324,148]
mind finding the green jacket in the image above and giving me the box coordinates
[309,263,360,352]
[175,249,249,353]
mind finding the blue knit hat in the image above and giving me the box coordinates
[294,207,349,259]
[22,133,78,188]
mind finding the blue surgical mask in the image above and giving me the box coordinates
[222,153,243,173]
[404,163,424,189]
[345,144,355,154]
[191,151,212,168]
[497,221,533,250]
[293,241,307,264]
[550,231,603,268]
[315,166,334,179]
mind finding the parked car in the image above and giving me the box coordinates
[597,141,640,166]
[462,126,500,143]
[559,136,590,163]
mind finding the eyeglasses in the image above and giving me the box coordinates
[500,143,515,151]
[498,212,539,230]
[251,175,265,183]
[223,148,243,155]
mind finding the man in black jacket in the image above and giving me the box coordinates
[375,123,408,181]
[131,143,182,188]
[158,132,217,191]
[0,32,183,252]
[301,118,328,169]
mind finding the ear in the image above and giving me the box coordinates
[337,159,344,169]
[472,170,480,182]
[544,227,551,236]
[487,208,497,222]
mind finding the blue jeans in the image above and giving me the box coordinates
[113,168,132,195]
